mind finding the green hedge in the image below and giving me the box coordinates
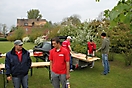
[0,37,8,41]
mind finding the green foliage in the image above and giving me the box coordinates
[47,26,61,40]
[48,20,100,54]
[72,43,87,53]
[96,20,132,64]
[14,27,25,40]
[123,50,132,66]
[7,27,25,41]
[108,52,114,61]
[28,21,54,42]
[0,38,7,41]
[27,9,42,19]
[104,0,132,29]
[110,25,132,53]
[7,35,16,41]
[29,27,45,42]
[43,21,53,30]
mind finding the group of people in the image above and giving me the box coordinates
[5,32,110,88]
[87,33,110,75]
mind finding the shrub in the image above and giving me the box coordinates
[0,38,7,41]
[34,36,45,44]
[7,34,16,41]
[14,27,25,40]
[7,27,25,41]
[23,36,30,43]
[122,49,132,66]
[29,27,45,42]
[71,42,87,54]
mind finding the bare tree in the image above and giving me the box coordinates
[61,14,81,26]
[97,12,105,21]
[0,24,8,38]
[0,23,3,33]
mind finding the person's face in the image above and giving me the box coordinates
[52,41,59,49]
[67,38,71,41]
[15,44,23,51]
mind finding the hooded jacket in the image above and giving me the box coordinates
[98,37,110,54]
[5,47,32,77]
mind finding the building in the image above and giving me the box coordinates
[17,19,47,27]
[17,19,47,34]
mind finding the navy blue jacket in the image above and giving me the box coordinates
[5,47,32,77]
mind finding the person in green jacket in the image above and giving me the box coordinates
[96,32,110,75]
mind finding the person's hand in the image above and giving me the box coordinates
[70,51,74,54]
[66,74,70,79]
[7,76,12,81]
[93,53,95,56]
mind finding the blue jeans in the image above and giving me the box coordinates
[12,74,28,88]
[51,71,66,88]
[70,54,73,69]
[102,54,110,74]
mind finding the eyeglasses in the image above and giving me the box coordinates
[19,44,23,46]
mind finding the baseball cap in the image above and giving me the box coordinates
[67,36,71,39]
[14,40,23,45]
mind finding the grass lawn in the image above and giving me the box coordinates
[0,41,132,88]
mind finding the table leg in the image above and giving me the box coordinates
[2,70,6,88]
[30,68,33,76]
[36,57,38,62]
[48,66,51,80]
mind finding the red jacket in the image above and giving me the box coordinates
[62,40,70,54]
[87,42,96,54]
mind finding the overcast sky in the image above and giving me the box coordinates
[0,0,118,29]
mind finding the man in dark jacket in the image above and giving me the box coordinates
[5,40,32,88]
[96,32,110,75]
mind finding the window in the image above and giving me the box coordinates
[24,23,28,26]
[32,22,34,26]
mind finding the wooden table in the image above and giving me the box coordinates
[30,62,50,77]
[71,52,100,62]
[0,62,50,69]
[70,52,100,68]
[0,62,50,88]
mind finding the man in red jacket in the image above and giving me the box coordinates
[87,39,96,68]
[62,36,73,71]
[49,37,70,88]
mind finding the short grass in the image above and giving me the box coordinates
[0,41,132,88]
